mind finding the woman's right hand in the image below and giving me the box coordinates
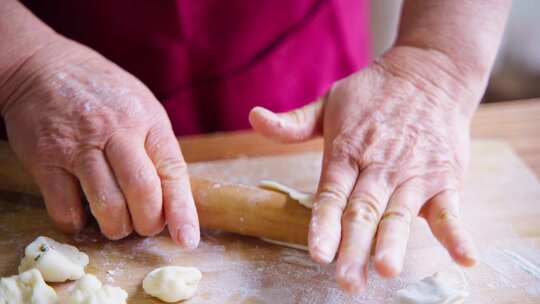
[0,36,200,248]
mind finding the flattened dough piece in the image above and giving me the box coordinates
[0,269,58,304]
[65,274,128,304]
[258,180,314,208]
[258,180,313,250]
[19,236,89,282]
[393,268,468,304]
[143,266,202,303]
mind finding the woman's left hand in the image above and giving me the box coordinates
[250,46,481,292]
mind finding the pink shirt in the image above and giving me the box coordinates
[20,0,371,135]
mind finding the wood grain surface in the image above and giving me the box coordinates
[1,140,540,303]
[470,99,540,176]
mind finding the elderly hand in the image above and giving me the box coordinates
[250,46,480,292]
[0,37,199,248]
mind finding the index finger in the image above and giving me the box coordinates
[146,123,200,249]
[422,190,477,266]
[309,143,359,264]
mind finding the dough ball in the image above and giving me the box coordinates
[0,268,58,304]
[143,266,202,303]
[65,274,128,304]
[18,236,89,282]
[393,268,468,304]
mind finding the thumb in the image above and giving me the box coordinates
[249,98,324,143]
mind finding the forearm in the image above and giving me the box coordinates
[0,0,59,110]
[388,0,511,114]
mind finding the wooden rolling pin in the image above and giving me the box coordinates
[0,141,310,245]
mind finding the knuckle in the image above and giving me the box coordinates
[317,187,349,212]
[34,134,75,166]
[77,111,113,140]
[103,134,123,155]
[382,209,413,225]
[89,190,125,215]
[329,138,359,164]
[156,157,188,182]
[131,183,160,204]
[126,184,160,206]
[145,131,171,153]
[287,109,305,124]
[434,208,459,226]
[319,186,348,202]
[73,148,102,173]
[125,163,160,195]
[343,194,383,225]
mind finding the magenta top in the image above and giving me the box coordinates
[17,0,371,135]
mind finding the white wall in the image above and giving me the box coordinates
[494,0,540,74]
[370,0,402,56]
[369,0,540,100]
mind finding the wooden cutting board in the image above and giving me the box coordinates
[0,140,539,303]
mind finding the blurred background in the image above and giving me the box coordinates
[371,0,540,103]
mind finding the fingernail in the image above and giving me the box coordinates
[338,266,364,293]
[345,268,361,284]
[252,106,270,115]
[253,106,279,121]
[375,251,400,276]
[109,222,132,240]
[177,224,199,249]
[311,236,334,263]
[455,245,466,256]
[456,245,477,264]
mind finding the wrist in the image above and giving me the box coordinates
[394,38,493,91]
[0,1,62,114]
[390,0,511,118]
[0,34,61,115]
[376,46,485,118]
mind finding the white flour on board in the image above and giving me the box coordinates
[501,249,540,280]
[260,238,309,251]
[476,242,540,301]
[1,141,540,303]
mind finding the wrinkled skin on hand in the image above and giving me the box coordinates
[250,46,479,292]
[1,39,199,248]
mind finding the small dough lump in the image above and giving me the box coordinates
[143,266,202,303]
[393,268,468,304]
[19,236,89,282]
[65,274,128,304]
[0,269,58,304]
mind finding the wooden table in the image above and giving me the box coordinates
[471,99,540,176]
[179,98,540,175]
[0,98,539,303]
